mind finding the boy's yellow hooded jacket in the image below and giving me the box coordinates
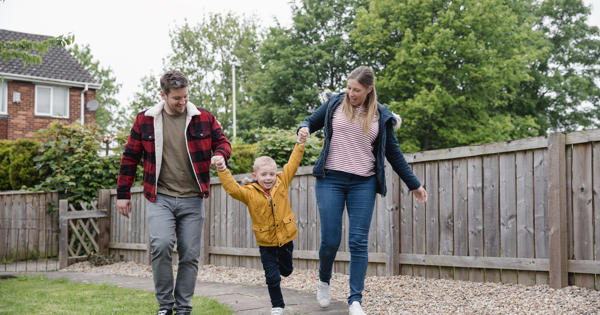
[217,144,305,247]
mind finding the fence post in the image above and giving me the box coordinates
[548,132,568,288]
[58,199,68,269]
[97,189,111,255]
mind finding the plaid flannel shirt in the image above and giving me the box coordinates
[116,102,231,202]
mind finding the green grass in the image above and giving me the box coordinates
[0,275,233,315]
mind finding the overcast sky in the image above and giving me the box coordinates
[1,0,599,109]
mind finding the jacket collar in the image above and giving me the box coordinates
[144,101,201,117]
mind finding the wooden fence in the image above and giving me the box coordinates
[105,129,600,289]
[399,129,600,289]
[0,190,59,271]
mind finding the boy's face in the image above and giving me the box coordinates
[253,164,277,191]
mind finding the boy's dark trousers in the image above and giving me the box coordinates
[259,241,294,308]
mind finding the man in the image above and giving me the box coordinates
[116,70,231,315]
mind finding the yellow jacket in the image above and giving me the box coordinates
[217,144,305,247]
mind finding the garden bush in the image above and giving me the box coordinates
[0,139,42,190]
[33,122,126,209]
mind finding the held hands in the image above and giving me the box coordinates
[412,186,428,203]
[298,127,309,145]
[116,199,132,218]
[211,155,226,171]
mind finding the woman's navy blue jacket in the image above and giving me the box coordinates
[298,92,421,196]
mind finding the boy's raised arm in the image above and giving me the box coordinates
[280,131,308,185]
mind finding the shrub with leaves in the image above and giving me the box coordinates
[254,127,322,169]
[33,122,121,208]
[228,143,258,175]
[0,139,42,190]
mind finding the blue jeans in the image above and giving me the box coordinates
[259,241,294,308]
[147,194,205,313]
[316,170,376,305]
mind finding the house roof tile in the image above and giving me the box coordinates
[0,29,97,85]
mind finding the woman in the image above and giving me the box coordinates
[297,66,427,315]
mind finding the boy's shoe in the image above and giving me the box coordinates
[271,307,285,315]
[156,309,172,315]
[316,280,330,308]
[349,301,366,315]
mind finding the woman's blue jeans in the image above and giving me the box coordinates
[315,170,376,305]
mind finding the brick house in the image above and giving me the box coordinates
[0,29,101,140]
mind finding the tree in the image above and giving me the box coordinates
[128,74,161,124]
[246,0,368,130]
[523,0,600,131]
[0,34,73,66]
[70,44,123,132]
[352,0,548,151]
[164,13,262,138]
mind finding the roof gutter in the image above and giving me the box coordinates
[0,72,101,89]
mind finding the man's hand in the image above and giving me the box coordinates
[117,199,132,218]
[211,155,226,171]
[298,127,309,145]
[412,186,428,203]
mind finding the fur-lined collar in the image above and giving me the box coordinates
[144,101,201,117]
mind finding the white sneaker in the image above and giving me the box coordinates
[316,280,330,308]
[349,301,366,315]
[271,307,284,315]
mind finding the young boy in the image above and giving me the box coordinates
[212,129,309,315]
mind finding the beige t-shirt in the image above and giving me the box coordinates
[157,109,202,197]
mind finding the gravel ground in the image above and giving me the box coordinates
[65,261,600,314]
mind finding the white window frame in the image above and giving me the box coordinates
[0,80,7,115]
[34,85,69,118]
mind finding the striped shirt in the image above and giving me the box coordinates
[325,105,379,177]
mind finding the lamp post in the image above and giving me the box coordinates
[232,62,239,139]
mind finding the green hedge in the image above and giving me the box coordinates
[0,139,42,190]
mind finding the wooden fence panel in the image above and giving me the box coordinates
[516,151,536,285]
[438,160,454,279]
[467,157,484,282]
[571,143,595,289]
[412,163,427,278]
[533,149,549,284]
[453,159,469,281]
[483,155,500,283]
[425,161,439,279]
[499,152,518,285]
[0,191,59,267]
[594,142,600,290]
[400,168,413,276]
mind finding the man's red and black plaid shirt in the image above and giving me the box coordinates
[116,103,231,202]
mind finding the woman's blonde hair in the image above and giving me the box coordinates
[241,156,277,185]
[341,66,379,134]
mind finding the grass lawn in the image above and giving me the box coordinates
[0,275,233,315]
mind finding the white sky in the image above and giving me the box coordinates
[0,0,599,109]
[0,0,293,107]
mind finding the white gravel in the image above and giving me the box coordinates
[65,261,600,314]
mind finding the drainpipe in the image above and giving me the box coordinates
[80,84,88,124]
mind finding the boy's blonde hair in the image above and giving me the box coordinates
[241,156,277,185]
[253,156,277,172]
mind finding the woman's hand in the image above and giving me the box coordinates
[298,128,309,144]
[412,186,427,203]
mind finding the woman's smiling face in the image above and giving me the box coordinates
[346,78,372,106]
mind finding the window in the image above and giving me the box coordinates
[35,85,69,117]
[0,81,7,114]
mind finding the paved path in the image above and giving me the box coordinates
[1,271,348,315]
